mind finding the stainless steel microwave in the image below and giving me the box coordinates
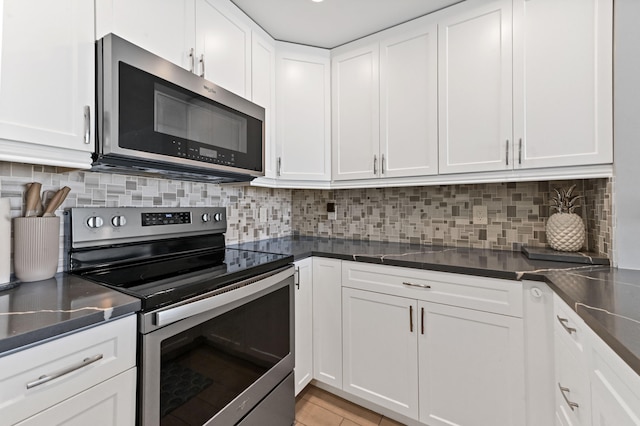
[94,34,265,183]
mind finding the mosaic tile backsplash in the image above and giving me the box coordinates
[0,160,613,276]
[0,162,293,273]
[292,179,613,257]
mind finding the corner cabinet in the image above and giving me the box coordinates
[0,0,95,169]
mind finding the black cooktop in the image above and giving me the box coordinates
[77,248,293,310]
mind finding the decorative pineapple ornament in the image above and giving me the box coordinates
[546,185,585,252]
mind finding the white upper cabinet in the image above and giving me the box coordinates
[0,0,95,168]
[332,43,380,181]
[251,32,276,179]
[380,18,438,178]
[275,43,331,182]
[512,0,613,169]
[95,0,195,70]
[438,0,513,174]
[195,0,251,97]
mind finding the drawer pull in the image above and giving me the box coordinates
[557,315,577,335]
[558,383,579,411]
[403,281,431,289]
[26,354,104,389]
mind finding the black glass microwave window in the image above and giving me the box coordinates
[118,62,262,172]
[158,285,290,425]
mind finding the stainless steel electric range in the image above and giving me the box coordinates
[64,207,295,426]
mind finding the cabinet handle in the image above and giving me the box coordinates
[26,353,103,389]
[421,307,425,335]
[373,155,378,175]
[558,383,579,411]
[188,48,195,73]
[409,306,414,332]
[83,105,91,144]
[557,315,577,335]
[294,267,300,290]
[381,154,386,175]
[199,54,205,77]
[277,157,282,176]
[518,138,522,165]
[505,140,509,166]
[402,281,431,289]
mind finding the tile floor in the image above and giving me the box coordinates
[295,385,405,426]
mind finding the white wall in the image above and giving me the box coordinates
[613,0,640,269]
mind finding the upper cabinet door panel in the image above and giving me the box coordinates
[0,0,94,154]
[252,33,276,178]
[196,0,251,97]
[380,19,438,178]
[95,0,195,70]
[513,0,613,169]
[276,44,331,181]
[438,0,513,174]
[332,44,380,181]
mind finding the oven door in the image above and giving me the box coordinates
[140,266,294,426]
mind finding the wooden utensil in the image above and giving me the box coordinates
[42,186,71,217]
[24,182,42,217]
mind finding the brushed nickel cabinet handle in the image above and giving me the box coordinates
[409,305,414,332]
[558,383,579,411]
[506,140,509,165]
[381,154,386,174]
[277,157,282,176]
[421,307,424,335]
[518,138,522,164]
[26,354,103,389]
[373,155,378,175]
[403,281,431,289]
[188,48,195,73]
[294,267,300,290]
[557,315,577,335]
[199,54,205,77]
[83,105,91,144]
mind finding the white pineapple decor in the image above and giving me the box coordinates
[546,185,585,252]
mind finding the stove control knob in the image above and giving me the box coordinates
[111,215,127,227]
[202,213,211,223]
[213,213,223,222]
[87,216,104,229]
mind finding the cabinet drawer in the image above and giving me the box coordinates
[554,295,588,358]
[342,261,523,317]
[0,315,136,426]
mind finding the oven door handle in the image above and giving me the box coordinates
[154,266,294,328]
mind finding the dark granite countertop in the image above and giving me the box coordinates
[0,273,140,356]
[230,236,640,376]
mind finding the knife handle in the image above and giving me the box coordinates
[43,187,70,217]
[25,182,42,217]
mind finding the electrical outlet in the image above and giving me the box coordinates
[473,205,488,225]
[327,202,337,220]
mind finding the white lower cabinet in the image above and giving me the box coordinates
[15,368,136,426]
[312,258,343,388]
[342,288,419,418]
[294,258,314,395]
[419,301,525,426]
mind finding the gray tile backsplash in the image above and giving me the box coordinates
[0,160,613,277]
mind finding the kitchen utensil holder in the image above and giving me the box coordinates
[13,216,60,282]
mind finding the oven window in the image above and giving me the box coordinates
[158,286,290,425]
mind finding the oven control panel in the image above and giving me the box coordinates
[67,207,227,248]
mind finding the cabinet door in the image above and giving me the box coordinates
[312,258,342,388]
[251,32,276,179]
[276,43,331,181]
[195,0,251,97]
[294,258,313,396]
[555,328,591,426]
[342,288,419,419]
[418,301,525,426]
[16,369,136,426]
[513,0,613,169]
[95,0,195,70]
[380,18,438,178]
[332,43,380,181]
[438,0,513,174]
[0,0,94,167]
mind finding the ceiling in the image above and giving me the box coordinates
[230,0,464,49]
